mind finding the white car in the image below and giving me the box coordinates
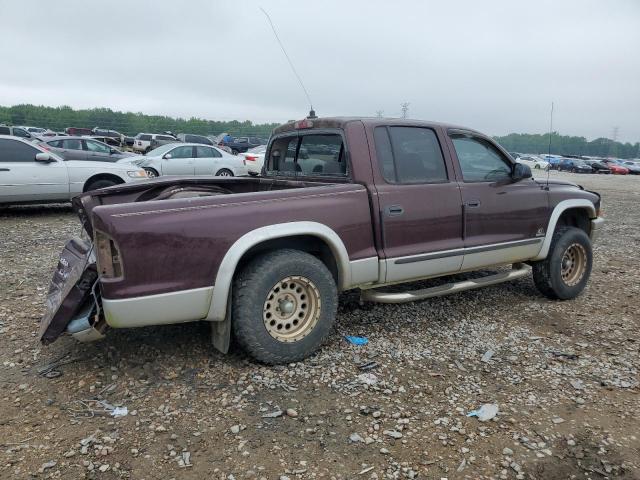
[121,143,247,177]
[517,155,550,171]
[0,136,148,205]
[240,145,267,174]
[132,133,177,153]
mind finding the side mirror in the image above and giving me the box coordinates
[163,153,172,160]
[110,148,118,154]
[35,152,54,163]
[512,162,532,180]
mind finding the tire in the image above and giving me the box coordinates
[532,226,592,300]
[232,249,338,364]
[215,168,233,177]
[231,149,239,155]
[571,168,577,173]
[85,178,118,192]
[144,167,159,178]
[535,164,541,170]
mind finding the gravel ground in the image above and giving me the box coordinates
[1,171,638,479]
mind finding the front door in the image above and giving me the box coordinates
[162,145,195,175]
[0,139,69,203]
[84,139,113,162]
[446,131,550,270]
[372,125,464,283]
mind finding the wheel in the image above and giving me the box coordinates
[85,179,118,192]
[535,164,541,170]
[571,168,577,173]
[532,226,592,300]
[231,149,239,155]
[232,249,338,364]
[144,167,159,178]
[144,147,151,154]
[216,168,233,177]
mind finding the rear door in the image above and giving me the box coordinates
[446,131,549,270]
[371,125,464,283]
[60,138,88,160]
[162,145,195,175]
[194,146,222,175]
[84,139,113,162]
[0,138,69,203]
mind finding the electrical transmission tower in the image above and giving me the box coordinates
[609,126,619,158]
[401,102,410,119]
[375,110,384,118]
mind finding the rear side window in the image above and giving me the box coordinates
[374,126,447,183]
[157,135,175,141]
[266,133,347,177]
[138,134,152,141]
[48,140,64,148]
[0,126,10,134]
[0,139,39,162]
[196,146,221,158]
[62,139,82,150]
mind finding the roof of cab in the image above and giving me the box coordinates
[272,116,482,136]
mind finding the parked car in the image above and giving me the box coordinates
[583,160,611,174]
[90,136,122,148]
[123,136,135,147]
[132,133,178,153]
[176,133,214,146]
[65,127,95,136]
[219,136,265,155]
[121,143,246,177]
[0,124,36,140]
[239,145,267,174]
[0,136,148,204]
[601,159,629,175]
[618,160,640,175]
[39,136,135,162]
[558,158,593,173]
[17,126,48,135]
[39,117,603,365]
[92,128,124,145]
[540,155,563,170]
[516,155,549,171]
[508,152,523,159]
[149,134,179,151]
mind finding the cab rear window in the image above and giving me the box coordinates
[266,133,346,177]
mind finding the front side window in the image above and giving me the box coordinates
[13,128,30,138]
[62,139,82,150]
[374,126,447,183]
[266,133,347,177]
[169,146,193,159]
[139,134,152,141]
[85,140,110,153]
[0,139,40,162]
[450,134,512,182]
[157,135,175,141]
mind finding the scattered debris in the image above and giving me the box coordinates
[467,404,499,422]
[481,349,495,363]
[345,335,369,346]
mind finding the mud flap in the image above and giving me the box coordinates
[210,290,232,354]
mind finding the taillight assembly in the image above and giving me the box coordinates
[244,155,257,161]
[95,230,123,278]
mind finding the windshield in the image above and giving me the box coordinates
[146,144,175,157]
[265,133,347,177]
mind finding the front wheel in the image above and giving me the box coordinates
[215,168,234,177]
[144,167,159,178]
[232,249,338,364]
[532,226,592,300]
[535,164,541,170]
[85,179,118,192]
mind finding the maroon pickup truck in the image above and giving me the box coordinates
[40,117,604,364]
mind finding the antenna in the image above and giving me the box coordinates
[545,101,554,190]
[260,7,315,118]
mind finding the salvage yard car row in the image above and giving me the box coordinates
[512,152,640,175]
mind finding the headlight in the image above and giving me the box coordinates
[127,170,148,178]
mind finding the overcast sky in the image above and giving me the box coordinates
[0,0,638,142]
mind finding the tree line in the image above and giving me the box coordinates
[0,104,279,139]
[1,104,638,158]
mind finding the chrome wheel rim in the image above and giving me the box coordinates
[561,243,587,286]
[218,170,232,176]
[144,168,157,178]
[263,276,321,343]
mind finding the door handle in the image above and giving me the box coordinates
[0,168,10,171]
[385,205,404,216]
[464,199,481,208]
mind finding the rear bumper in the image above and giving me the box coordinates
[590,217,604,241]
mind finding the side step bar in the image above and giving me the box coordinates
[361,264,531,304]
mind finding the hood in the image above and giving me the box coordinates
[117,155,149,166]
[533,178,581,189]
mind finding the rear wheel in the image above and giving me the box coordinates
[216,168,233,177]
[231,149,239,155]
[232,249,338,364]
[532,226,592,300]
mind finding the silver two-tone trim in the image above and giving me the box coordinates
[206,222,379,321]
[103,286,213,328]
[532,199,596,260]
